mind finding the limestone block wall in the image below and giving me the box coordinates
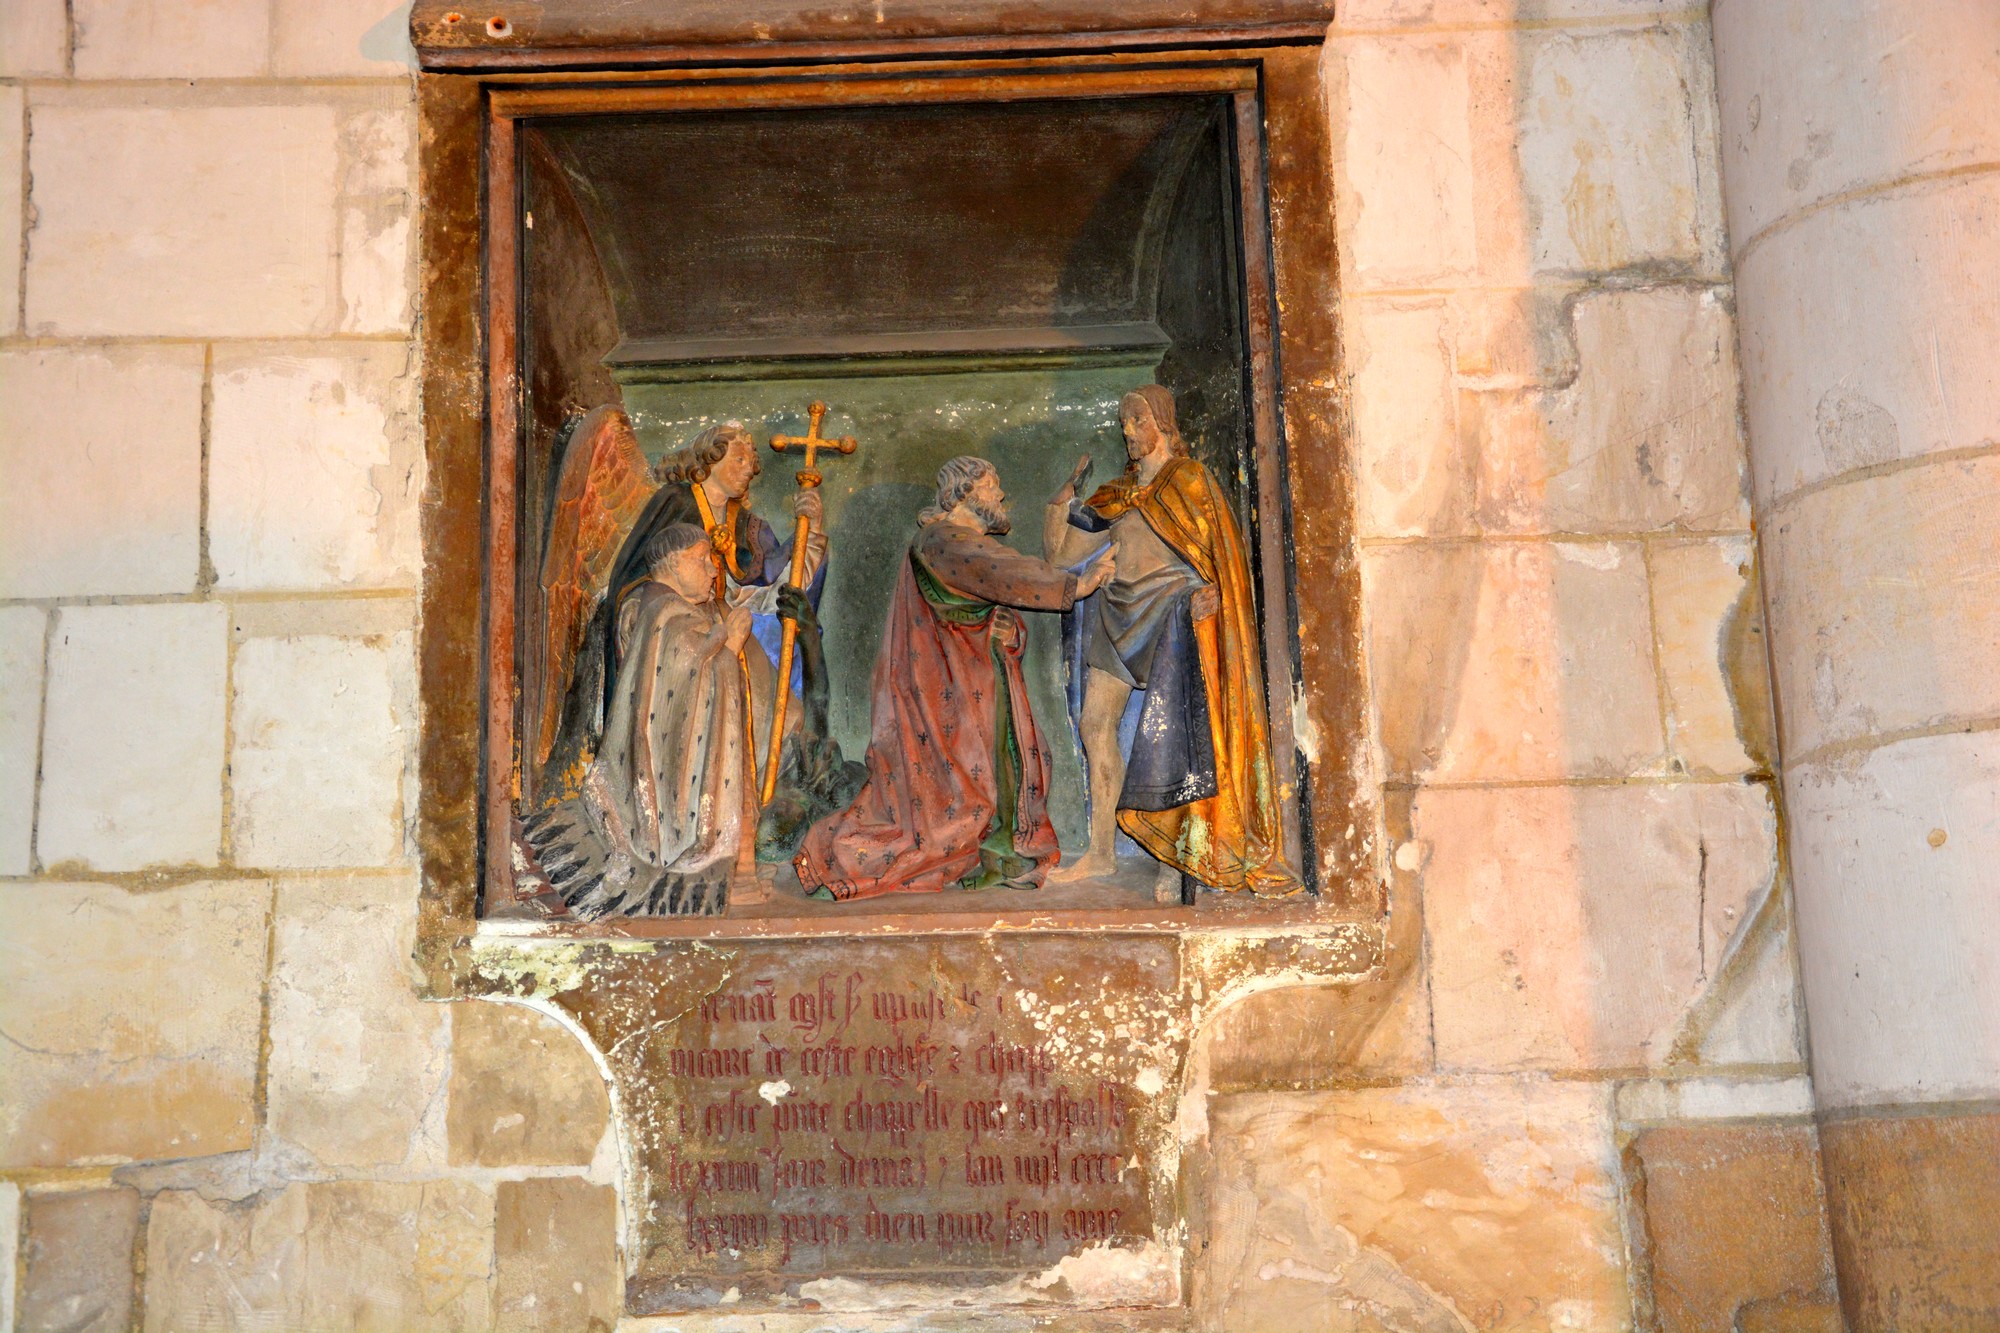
[0,1,1844,1329]
[1711,0,2000,1324]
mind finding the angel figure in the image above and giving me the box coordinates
[512,407,860,920]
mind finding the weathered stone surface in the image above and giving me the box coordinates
[72,0,268,78]
[1628,1123,1838,1333]
[0,0,68,74]
[1469,287,1747,536]
[1787,729,2000,1107]
[1764,454,2000,759]
[1517,26,1722,275]
[447,1001,609,1168]
[493,1177,620,1333]
[0,346,205,599]
[1691,902,1806,1069]
[0,1182,17,1331]
[1419,781,1778,1070]
[1736,176,2000,507]
[231,630,412,869]
[18,1187,141,1333]
[26,104,338,337]
[1832,1104,2000,1320]
[1347,299,1472,539]
[1820,1108,2000,1332]
[274,0,417,75]
[0,608,43,876]
[267,874,448,1169]
[1338,0,1710,26]
[1711,0,2000,242]
[1333,35,1478,288]
[38,604,226,871]
[0,880,266,1167]
[0,86,21,335]
[1617,1076,1815,1126]
[144,1180,494,1332]
[209,348,421,591]
[337,103,416,333]
[1651,536,1772,777]
[1364,540,1665,782]
[1203,972,1431,1092]
[1200,1082,1628,1332]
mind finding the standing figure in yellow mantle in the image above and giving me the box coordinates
[1044,385,1299,900]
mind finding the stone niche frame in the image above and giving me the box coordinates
[412,3,1383,1318]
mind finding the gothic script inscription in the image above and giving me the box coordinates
[545,936,1182,1311]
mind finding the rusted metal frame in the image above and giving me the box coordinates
[482,107,523,909]
[1229,81,1312,890]
[487,63,1255,117]
[416,24,1333,74]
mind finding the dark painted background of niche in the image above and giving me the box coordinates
[512,96,1279,851]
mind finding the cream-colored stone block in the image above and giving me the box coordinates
[0,87,21,336]
[1735,175,2000,507]
[1365,540,1665,782]
[339,202,414,333]
[38,604,226,871]
[0,347,205,599]
[448,1002,611,1168]
[26,105,339,337]
[1787,729,2000,1108]
[274,0,416,75]
[1711,0,2000,243]
[1693,901,1806,1069]
[1333,35,1479,288]
[1473,287,1749,534]
[18,1187,141,1333]
[0,1182,16,1332]
[0,880,267,1167]
[1763,455,2000,758]
[1616,1076,1815,1126]
[73,0,267,78]
[1651,536,1773,777]
[231,631,411,869]
[1200,1082,1628,1332]
[341,104,415,197]
[267,875,447,1169]
[0,608,44,877]
[1419,782,1778,1070]
[1346,299,1471,538]
[1444,286,1578,390]
[493,1178,619,1333]
[0,0,68,74]
[1517,25,1723,276]
[209,348,421,591]
[1337,0,1693,26]
[144,1181,494,1333]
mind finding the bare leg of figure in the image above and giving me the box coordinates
[1051,667,1132,883]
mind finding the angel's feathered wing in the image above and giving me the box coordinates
[535,404,654,774]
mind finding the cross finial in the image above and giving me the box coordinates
[770,401,859,489]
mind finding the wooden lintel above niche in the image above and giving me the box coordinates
[409,0,1337,70]
[604,324,1171,384]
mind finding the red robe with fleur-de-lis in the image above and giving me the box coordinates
[794,518,1076,901]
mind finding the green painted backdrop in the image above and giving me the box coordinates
[624,363,1158,849]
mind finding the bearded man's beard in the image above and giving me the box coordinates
[970,500,1011,535]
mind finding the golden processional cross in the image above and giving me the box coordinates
[763,401,859,804]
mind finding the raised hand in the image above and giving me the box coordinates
[1048,454,1094,508]
[776,584,817,630]
[792,489,825,533]
[1191,584,1221,620]
[723,606,754,653]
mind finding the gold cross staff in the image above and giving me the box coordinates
[763,401,858,804]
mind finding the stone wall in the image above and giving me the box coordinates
[0,1,1853,1329]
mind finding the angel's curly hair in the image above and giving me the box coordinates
[655,422,753,486]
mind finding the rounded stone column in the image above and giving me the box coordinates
[1710,1,2000,1325]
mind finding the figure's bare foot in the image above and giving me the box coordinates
[1153,863,1185,906]
[1050,852,1119,884]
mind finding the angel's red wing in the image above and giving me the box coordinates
[535,405,653,770]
